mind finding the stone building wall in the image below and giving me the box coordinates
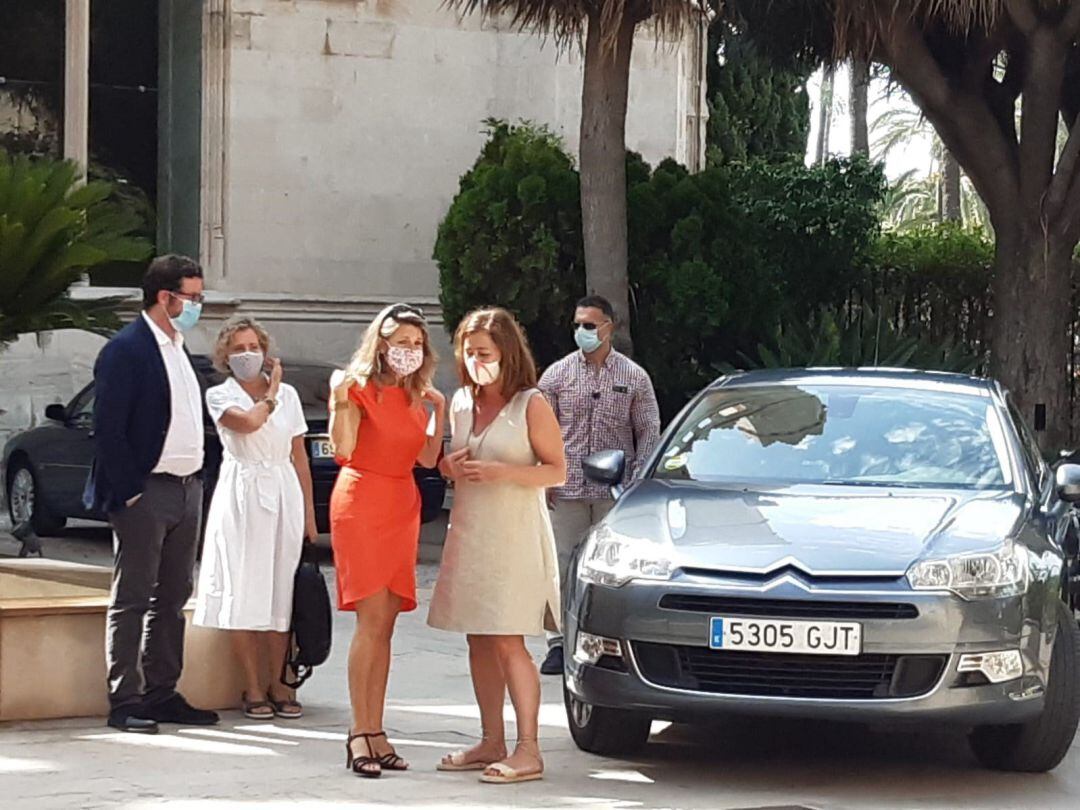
[197,0,706,376]
[0,0,706,446]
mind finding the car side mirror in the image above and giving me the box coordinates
[45,404,67,422]
[583,449,626,487]
[1055,463,1080,503]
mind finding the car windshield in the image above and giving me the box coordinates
[654,383,1013,490]
[284,364,333,420]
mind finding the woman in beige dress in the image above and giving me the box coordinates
[428,307,566,785]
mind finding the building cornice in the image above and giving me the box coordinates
[71,287,445,326]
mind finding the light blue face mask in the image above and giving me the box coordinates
[170,299,203,333]
[575,325,604,354]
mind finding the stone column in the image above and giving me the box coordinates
[159,0,205,262]
[200,0,229,284]
[63,0,91,181]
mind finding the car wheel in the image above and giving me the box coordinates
[6,459,66,536]
[563,683,651,756]
[969,602,1080,772]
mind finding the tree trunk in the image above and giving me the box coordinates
[990,226,1074,451]
[941,149,962,222]
[580,12,636,353]
[814,67,835,165]
[849,59,870,157]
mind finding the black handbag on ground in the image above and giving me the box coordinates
[280,544,333,689]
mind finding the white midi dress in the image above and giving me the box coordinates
[194,378,308,632]
[427,387,560,636]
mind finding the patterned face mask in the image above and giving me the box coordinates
[386,346,425,377]
[228,351,265,381]
[465,355,501,386]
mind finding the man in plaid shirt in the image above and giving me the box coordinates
[537,295,661,675]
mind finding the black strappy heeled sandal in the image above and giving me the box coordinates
[372,731,409,771]
[345,732,382,778]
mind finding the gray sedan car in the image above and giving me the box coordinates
[563,369,1080,772]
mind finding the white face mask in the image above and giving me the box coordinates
[386,345,425,377]
[465,355,501,387]
[228,351,265,381]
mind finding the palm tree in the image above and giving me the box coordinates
[813,65,836,164]
[849,59,870,156]
[448,1,707,352]
[0,150,149,349]
[872,99,992,230]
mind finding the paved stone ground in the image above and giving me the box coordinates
[2,528,1080,809]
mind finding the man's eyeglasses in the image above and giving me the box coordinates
[170,291,206,305]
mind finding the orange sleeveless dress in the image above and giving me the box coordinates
[330,382,428,612]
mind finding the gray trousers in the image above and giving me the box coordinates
[547,498,614,649]
[106,475,203,711]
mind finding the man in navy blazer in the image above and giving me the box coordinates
[86,254,220,733]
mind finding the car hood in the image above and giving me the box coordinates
[605,480,1028,575]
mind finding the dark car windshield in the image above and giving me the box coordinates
[654,383,1013,490]
[191,356,331,422]
[286,364,333,420]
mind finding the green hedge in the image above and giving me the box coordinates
[436,122,1000,418]
[434,120,583,368]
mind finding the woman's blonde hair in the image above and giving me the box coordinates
[454,307,537,399]
[344,303,436,402]
[213,315,272,375]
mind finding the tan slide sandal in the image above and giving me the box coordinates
[479,761,544,784]
[437,750,492,772]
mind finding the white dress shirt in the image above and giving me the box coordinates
[143,312,205,477]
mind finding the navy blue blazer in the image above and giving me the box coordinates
[83,315,201,514]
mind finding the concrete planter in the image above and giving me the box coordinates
[0,558,245,722]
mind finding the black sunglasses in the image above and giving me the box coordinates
[388,304,426,321]
[575,320,610,331]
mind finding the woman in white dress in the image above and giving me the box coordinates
[428,307,566,784]
[194,316,317,720]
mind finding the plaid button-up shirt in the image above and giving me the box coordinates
[539,349,662,500]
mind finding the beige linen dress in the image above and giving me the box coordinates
[427,387,560,636]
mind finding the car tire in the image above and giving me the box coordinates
[6,459,66,536]
[563,683,651,756]
[969,602,1080,772]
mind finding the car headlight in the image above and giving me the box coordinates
[578,525,674,588]
[907,543,1029,599]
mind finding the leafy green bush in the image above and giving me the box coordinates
[437,126,888,414]
[707,21,811,167]
[86,162,157,287]
[741,225,994,377]
[629,156,887,416]
[435,120,583,367]
[864,223,994,352]
[742,304,983,374]
[0,150,152,348]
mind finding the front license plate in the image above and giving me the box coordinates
[310,438,334,460]
[709,616,862,656]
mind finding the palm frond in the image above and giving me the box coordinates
[443,0,707,52]
[0,149,150,347]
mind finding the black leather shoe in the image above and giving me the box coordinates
[142,694,220,726]
[540,645,564,676]
[107,709,159,734]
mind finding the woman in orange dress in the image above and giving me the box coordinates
[328,303,445,778]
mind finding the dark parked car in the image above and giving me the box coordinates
[2,357,339,537]
[564,368,1080,772]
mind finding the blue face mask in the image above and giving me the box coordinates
[170,299,203,333]
[575,325,604,354]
